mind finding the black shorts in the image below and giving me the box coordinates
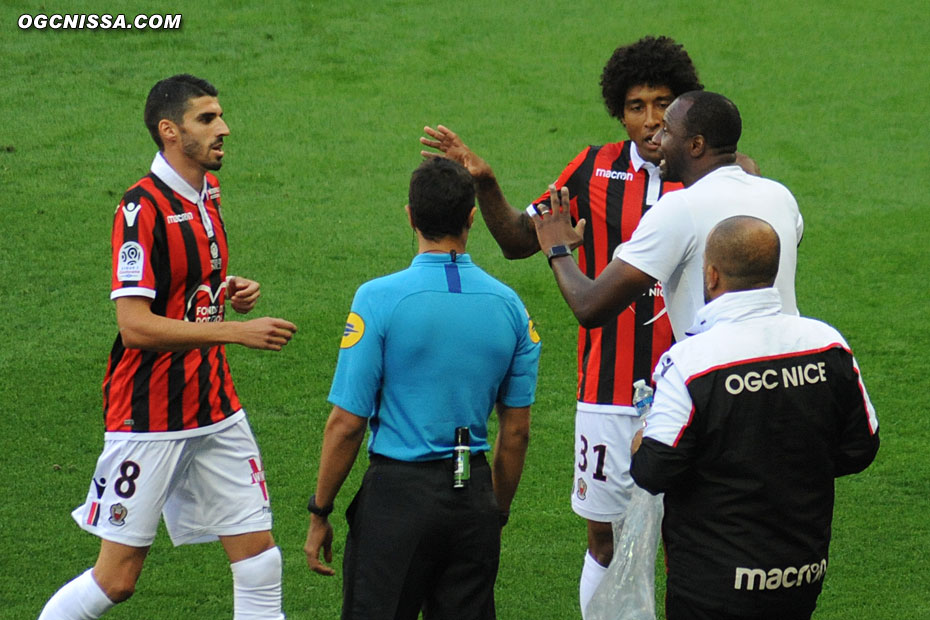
[342,453,500,620]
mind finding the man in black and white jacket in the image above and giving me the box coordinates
[630,215,879,620]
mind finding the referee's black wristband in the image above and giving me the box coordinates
[307,494,334,518]
[499,510,510,528]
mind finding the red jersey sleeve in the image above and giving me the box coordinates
[111,188,159,300]
[529,146,592,222]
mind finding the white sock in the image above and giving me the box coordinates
[579,550,608,620]
[38,568,115,619]
[230,546,285,619]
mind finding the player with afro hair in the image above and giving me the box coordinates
[601,35,704,120]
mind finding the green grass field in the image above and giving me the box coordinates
[2,1,928,618]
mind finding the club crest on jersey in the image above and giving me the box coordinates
[209,241,222,271]
[122,201,141,227]
[117,241,145,282]
[576,477,588,500]
[108,503,128,527]
[341,312,365,349]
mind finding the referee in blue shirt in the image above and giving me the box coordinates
[304,157,541,620]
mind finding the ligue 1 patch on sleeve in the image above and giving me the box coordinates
[117,241,145,282]
[341,312,365,348]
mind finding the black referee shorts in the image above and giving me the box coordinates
[341,453,500,620]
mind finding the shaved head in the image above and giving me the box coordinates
[704,216,780,301]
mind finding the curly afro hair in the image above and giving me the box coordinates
[600,36,703,120]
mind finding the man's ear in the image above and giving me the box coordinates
[466,206,477,230]
[704,261,720,293]
[690,134,706,158]
[158,119,179,146]
[405,204,415,230]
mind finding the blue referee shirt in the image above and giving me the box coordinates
[328,253,541,462]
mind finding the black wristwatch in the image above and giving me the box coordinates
[307,494,334,518]
[546,244,572,266]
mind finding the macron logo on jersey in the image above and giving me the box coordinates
[167,212,194,225]
[595,168,634,181]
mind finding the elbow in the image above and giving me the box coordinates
[327,408,368,444]
[575,312,601,330]
[629,468,664,496]
[118,326,148,350]
[574,304,615,329]
[500,242,539,261]
[499,413,531,450]
[557,277,620,328]
[501,248,528,261]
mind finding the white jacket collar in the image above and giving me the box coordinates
[685,288,782,337]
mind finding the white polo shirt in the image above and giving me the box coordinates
[617,165,803,340]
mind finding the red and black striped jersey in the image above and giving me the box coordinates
[531,141,682,410]
[103,153,242,434]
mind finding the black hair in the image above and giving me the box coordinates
[601,36,703,120]
[144,74,218,149]
[408,158,475,241]
[678,90,742,153]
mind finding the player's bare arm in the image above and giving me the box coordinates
[226,275,260,314]
[533,185,655,328]
[115,296,296,352]
[492,404,531,519]
[305,406,367,576]
[420,125,543,259]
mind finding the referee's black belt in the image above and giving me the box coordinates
[368,452,488,470]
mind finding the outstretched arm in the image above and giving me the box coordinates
[533,185,655,328]
[115,296,296,351]
[420,125,582,259]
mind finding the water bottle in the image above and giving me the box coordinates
[632,379,654,417]
[453,427,470,489]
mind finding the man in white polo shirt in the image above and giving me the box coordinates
[533,90,803,341]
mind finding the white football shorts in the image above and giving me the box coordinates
[570,406,643,522]
[71,412,273,547]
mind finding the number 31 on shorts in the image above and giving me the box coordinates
[578,435,608,482]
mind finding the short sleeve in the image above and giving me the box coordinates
[111,193,159,300]
[327,285,385,418]
[496,305,541,408]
